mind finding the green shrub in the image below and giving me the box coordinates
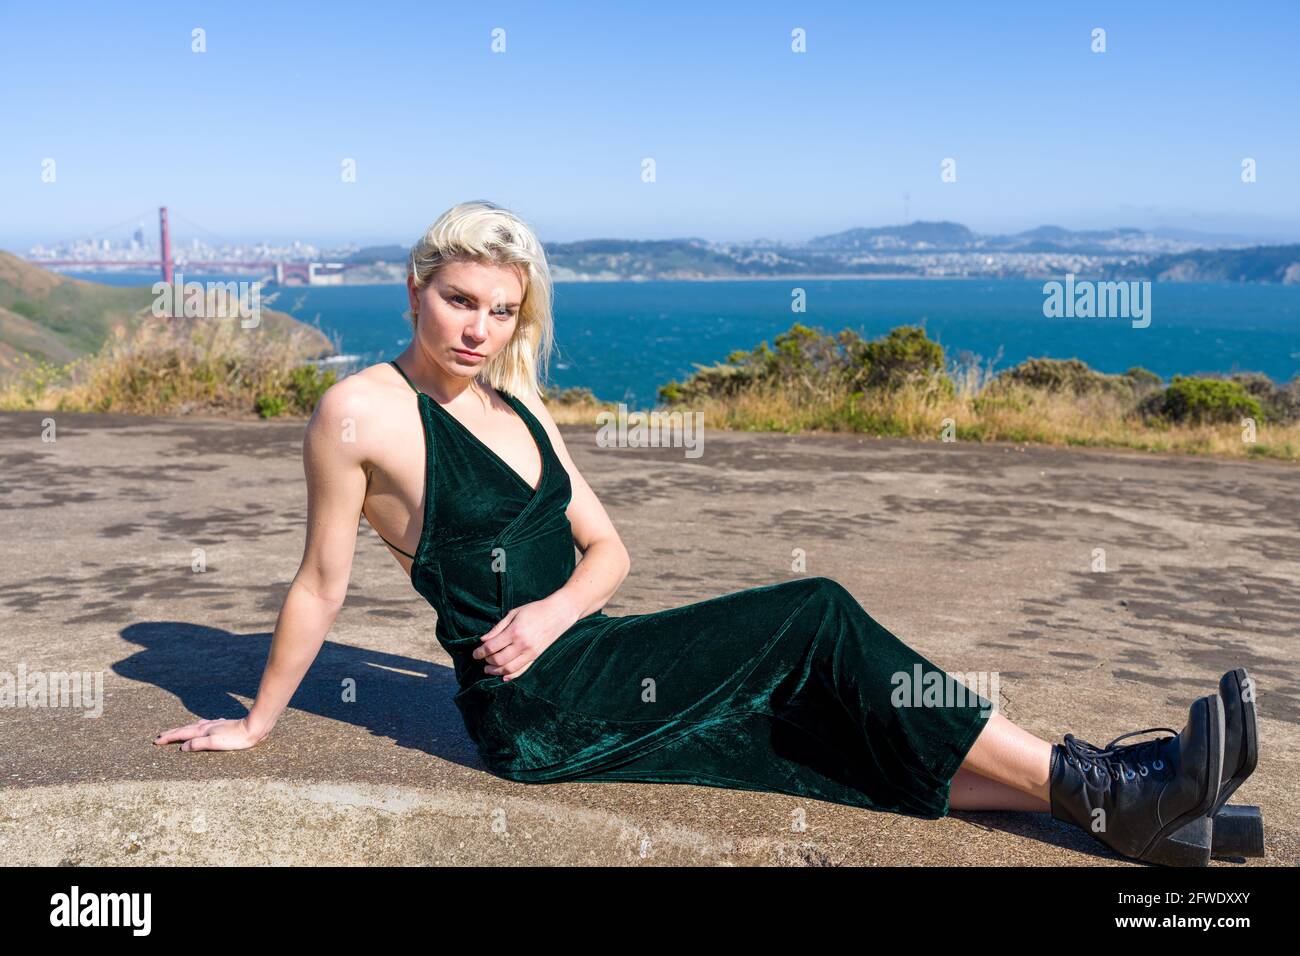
[658,322,953,403]
[255,394,287,418]
[658,360,763,404]
[9,300,44,320]
[1122,366,1165,399]
[1140,375,1263,425]
[544,385,600,405]
[1124,366,1163,390]
[851,324,953,396]
[285,364,336,413]
[1206,372,1300,424]
[992,357,1144,397]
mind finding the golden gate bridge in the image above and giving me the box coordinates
[29,206,353,286]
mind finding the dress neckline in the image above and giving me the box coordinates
[390,358,547,499]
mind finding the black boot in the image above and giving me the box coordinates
[1049,693,1224,866]
[1208,667,1264,859]
[1215,667,1259,812]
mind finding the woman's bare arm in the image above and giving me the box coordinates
[243,384,368,738]
[154,381,369,750]
[516,389,630,621]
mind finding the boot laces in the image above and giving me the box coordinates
[1062,726,1177,783]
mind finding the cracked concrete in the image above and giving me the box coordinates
[1,409,1295,865]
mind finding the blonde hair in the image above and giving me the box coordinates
[408,200,555,400]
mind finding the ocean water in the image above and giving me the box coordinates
[64,273,1300,408]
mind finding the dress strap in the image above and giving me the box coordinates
[376,358,431,562]
[374,528,416,559]
[390,359,424,396]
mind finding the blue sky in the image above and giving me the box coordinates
[2,0,1298,249]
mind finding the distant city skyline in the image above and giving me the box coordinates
[19,212,1300,263]
[3,0,1298,249]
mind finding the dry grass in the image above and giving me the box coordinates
[0,309,335,418]
[4,313,1293,461]
[548,369,1299,462]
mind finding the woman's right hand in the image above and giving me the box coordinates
[153,717,266,752]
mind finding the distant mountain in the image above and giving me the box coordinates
[1106,245,1300,283]
[541,237,911,279]
[1147,227,1296,246]
[345,245,408,265]
[772,221,1247,257]
[546,227,1300,282]
[158,221,1300,285]
[807,221,977,250]
[346,221,1285,266]
[1014,225,1145,242]
[0,252,334,378]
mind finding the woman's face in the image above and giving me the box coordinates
[407,258,525,380]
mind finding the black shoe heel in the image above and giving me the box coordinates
[1142,814,1213,867]
[1215,668,1259,814]
[1211,805,1265,858]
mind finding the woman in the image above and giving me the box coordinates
[154,200,1260,866]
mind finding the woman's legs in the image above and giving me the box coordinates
[948,768,1050,811]
[948,711,1053,811]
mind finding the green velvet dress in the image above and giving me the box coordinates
[381,359,992,819]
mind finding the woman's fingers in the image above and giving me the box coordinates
[476,609,518,653]
[499,659,533,682]
[153,720,212,745]
[159,719,260,752]
[483,637,535,671]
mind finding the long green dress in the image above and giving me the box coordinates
[379,359,992,819]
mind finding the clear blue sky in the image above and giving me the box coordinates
[2,0,1297,249]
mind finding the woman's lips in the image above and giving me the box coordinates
[453,348,484,359]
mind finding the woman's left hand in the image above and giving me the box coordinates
[473,595,580,681]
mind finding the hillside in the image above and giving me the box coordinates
[1106,244,1300,283]
[0,251,335,378]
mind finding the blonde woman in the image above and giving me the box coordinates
[154,200,1261,866]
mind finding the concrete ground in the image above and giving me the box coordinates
[1,409,1295,866]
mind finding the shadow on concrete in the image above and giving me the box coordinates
[114,621,481,770]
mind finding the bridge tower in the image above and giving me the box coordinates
[158,206,174,285]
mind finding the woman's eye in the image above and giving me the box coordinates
[449,294,510,317]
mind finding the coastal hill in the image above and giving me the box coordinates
[0,251,335,377]
[1109,245,1300,283]
[338,224,1300,283]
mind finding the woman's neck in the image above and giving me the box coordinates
[399,348,492,406]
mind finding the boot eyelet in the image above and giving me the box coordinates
[1079,760,1091,771]
[1152,759,1164,770]
[1124,767,1136,781]
[1138,764,1148,776]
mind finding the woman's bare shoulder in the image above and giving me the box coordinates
[305,363,408,451]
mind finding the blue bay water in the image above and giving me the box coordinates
[66,274,1300,408]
